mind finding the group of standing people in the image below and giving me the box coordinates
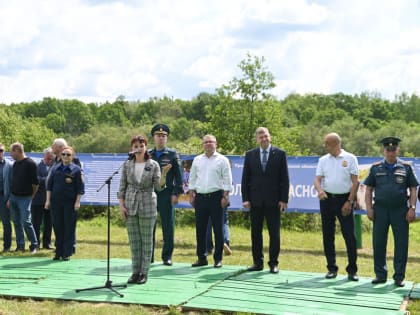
[0,138,85,262]
[1,125,416,289]
[119,125,418,288]
[315,133,418,287]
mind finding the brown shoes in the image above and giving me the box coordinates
[223,243,232,255]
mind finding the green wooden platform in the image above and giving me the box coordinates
[0,256,413,314]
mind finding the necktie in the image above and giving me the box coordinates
[262,150,268,171]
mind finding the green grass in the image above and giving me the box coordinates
[1,215,420,314]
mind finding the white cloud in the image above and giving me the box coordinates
[1,0,420,104]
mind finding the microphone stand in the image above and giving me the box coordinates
[76,162,127,297]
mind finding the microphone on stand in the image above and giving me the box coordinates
[128,149,140,160]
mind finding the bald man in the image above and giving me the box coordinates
[314,132,359,281]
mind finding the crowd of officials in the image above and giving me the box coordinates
[1,126,419,288]
[0,139,84,260]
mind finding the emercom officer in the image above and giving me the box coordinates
[149,124,183,266]
[364,137,418,287]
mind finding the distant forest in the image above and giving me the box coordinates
[2,54,420,157]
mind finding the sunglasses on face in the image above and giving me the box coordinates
[62,153,72,157]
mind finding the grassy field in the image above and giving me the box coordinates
[1,214,420,315]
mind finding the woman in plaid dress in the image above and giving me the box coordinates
[118,135,171,285]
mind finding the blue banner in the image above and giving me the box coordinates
[12,153,420,214]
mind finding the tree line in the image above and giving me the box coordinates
[2,53,420,157]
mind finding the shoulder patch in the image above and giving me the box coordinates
[401,161,413,166]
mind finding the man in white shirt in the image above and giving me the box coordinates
[314,132,359,281]
[188,135,232,268]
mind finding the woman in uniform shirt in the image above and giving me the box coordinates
[45,146,84,261]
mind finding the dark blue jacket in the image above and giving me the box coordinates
[47,163,85,201]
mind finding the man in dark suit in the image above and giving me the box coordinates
[241,127,290,274]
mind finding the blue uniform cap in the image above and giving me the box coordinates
[151,124,170,136]
[380,136,401,151]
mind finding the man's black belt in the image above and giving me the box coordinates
[197,190,222,198]
[326,192,350,198]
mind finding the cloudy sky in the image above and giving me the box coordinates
[1,0,420,104]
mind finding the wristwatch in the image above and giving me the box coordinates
[409,205,416,210]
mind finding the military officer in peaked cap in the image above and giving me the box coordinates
[364,136,418,287]
[149,124,183,266]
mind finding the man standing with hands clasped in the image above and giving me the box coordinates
[314,133,359,281]
[242,127,289,274]
[364,137,418,287]
[149,124,183,266]
[188,134,232,268]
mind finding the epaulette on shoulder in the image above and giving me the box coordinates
[372,161,382,166]
[401,161,413,166]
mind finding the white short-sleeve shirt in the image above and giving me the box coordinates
[315,149,359,194]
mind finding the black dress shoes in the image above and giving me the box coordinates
[269,265,279,274]
[247,264,264,272]
[394,279,405,287]
[371,277,387,284]
[163,259,173,266]
[127,273,141,284]
[347,273,359,281]
[52,256,60,261]
[214,261,222,268]
[137,274,147,285]
[191,259,208,267]
[325,271,337,279]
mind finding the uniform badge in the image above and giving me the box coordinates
[395,176,404,184]
[342,161,348,167]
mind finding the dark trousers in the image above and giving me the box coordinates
[51,199,77,258]
[152,190,175,261]
[31,204,52,248]
[195,191,224,262]
[0,195,12,250]
[206,207,230,252]
[373,205,408,281]
[250,204,281,267]
[320,195,358,274]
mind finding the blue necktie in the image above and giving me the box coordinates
[262,150,268,171]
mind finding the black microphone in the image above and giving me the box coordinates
[128,150,140,160]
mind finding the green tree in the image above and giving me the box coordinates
[0,107,54,151]
[70,124,150,153]
[96,101,131,126]
[61,99,95,135]
[181,92,218,122]
[207,53,281,154]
